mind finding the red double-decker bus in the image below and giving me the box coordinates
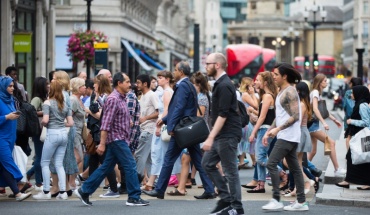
[226,44,264,82]
[294,55,336,77]
[262,48,276,72]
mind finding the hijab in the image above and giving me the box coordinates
[350,85,370,120]
[0,76,14,104]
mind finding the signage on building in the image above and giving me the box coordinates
[13,33,32,53]
[94,43,109,75]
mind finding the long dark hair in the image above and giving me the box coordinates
[274,63,302,84]
[32,77,48,101]
[296,82,312,121]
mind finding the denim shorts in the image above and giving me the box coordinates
[308,120,320,133]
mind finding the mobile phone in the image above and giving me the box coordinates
[14,111,22,115]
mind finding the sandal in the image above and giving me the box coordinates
[141,185,153,191]
[247,182,265,193]
[167,189,186,196]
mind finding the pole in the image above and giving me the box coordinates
[86,0,92,79]
[356,48,365,79]
[313,10,317,78]
[193,23,200,73]
[290,38,294,65]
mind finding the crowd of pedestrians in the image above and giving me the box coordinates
[1,54,370,214]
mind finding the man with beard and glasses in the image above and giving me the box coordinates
[201,53,244,215]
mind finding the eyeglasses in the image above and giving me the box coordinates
[205,62,217,65]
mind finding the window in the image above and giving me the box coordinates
[56,0,70,5]
[276,3,280,10]
[363,21,369,36]
[251,2,257,10]
[364,1,369,14]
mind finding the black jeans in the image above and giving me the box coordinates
[88,149,118,192]
[0,162,19,195]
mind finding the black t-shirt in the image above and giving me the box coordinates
[211,74,242,140]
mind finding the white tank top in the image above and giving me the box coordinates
[275,86,301,143]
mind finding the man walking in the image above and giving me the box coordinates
[135,74,159,183]
[262,63,308,211]
[143,61,215,199]
[74,72,149,207]
[201,53,244,215]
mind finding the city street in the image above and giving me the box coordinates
[1,98,367,214]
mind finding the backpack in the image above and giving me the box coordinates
[237,100,249,127]
[19,102,41,137]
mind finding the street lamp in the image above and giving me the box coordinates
[304,1,327,78]
[85,0,93,79]
[272,37,286,62]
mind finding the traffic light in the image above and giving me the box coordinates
[313,53,319,76]
[304,55,310,70]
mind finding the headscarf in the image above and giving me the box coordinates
[0,76,14,104]
[350,85,370,120]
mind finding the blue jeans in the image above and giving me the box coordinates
[81,140,141,200]
[27,136,43,185]
[155,137,214,195]
[255,128,271,181]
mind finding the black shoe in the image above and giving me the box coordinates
[241,185,257,189]
[74,188,92,206]
[310,168,323,178]
[194,192,216,199]
[142,189,164,199]
[125,197,149,206]
[78,174,86,182]
[247,188,265,193]
[119,188,128,194]
[191,179,197,186]
[66,190,73,197]
[335,182,350,189]
[210,199,231,214]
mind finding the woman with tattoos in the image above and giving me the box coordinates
[247,72,278,193]
[307,74,345,177]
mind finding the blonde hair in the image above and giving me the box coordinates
[311,74,326,94]
[239,77,253,93]
[70,77,85,94]
[54,70,70,91]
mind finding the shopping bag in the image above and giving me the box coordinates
[12,145,28,183]
[350,127,370,165]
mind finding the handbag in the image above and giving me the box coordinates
[85,133,96,155]
[174,81,210,149]
[82,122,88,141]
[324,131,331,155]
[314,100,329,120]
[40,126,47,142]
[350,127,370,165]
[161,125,171,142]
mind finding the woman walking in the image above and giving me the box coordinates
[0,76,32,201]
[308,74,345,176]
[335,86,370,189]
[33,80,74,200]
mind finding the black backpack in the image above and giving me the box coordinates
[19,102,41,137]
[237,100,249,127]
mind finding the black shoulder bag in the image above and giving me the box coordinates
[174,81,210,149]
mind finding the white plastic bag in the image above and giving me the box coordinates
[12,145,28,182]
[350,127,370,165]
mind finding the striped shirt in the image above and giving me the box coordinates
[127,90,141,150]
[100,89,130,144]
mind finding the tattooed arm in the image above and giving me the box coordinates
[276,87,300,131]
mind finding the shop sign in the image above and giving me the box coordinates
[13,33,32,53]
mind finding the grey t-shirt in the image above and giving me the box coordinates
[43,100,72,129]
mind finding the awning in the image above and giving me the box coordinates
[135,49,164,70]
[170,50,188,60]
[121,39,151,71]
[55,36,73,70]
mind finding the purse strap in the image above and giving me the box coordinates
[183,80,203,116]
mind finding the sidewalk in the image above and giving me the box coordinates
[316,110,370,207]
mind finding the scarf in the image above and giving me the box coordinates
[351,85,370,120]
[0,76,14,104]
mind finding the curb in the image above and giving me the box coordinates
[316,194,370,208]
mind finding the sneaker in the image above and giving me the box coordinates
[32,192,51,200]
[210,199,232,214]
[78,174,86,182]
[75,178,81,186]
[283,201,309,211]
[99,189,120,198]
[15,192,32,201]
[262,199,284,211]
[74,188,92,206]
[103,185,110,191]
[334,168,346,177]
[56,192,68,200]
[125,197,149,206]
[216,206,244,215]
[34,185,43,192]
